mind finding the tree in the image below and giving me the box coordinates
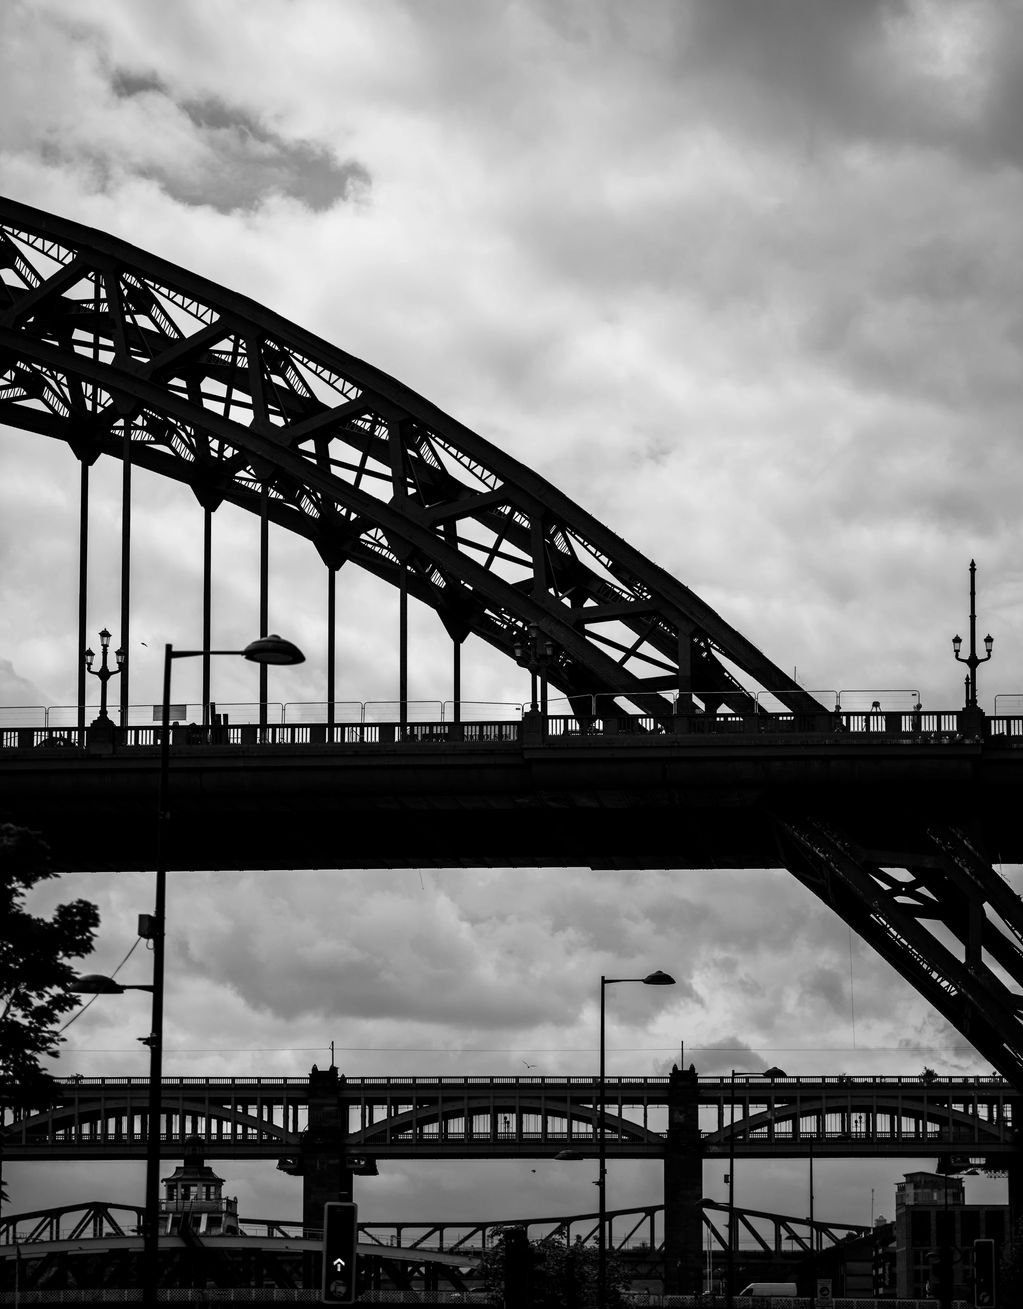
[479,1226,630,1308]
[1,822,100,1198]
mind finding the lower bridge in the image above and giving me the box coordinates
[5,1067,1013,1296]
[4,1070,1014,1163]
[0,1198,870,1299]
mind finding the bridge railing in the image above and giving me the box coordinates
[45,1071,1009,1088]
[5,709,1023,751]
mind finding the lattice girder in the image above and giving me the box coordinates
[0,195,821,714]
[777,819,1023,1088]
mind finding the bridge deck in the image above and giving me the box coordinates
[3,713,1022,871]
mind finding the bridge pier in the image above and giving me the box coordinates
[663,1063,703,1295]
[301,1065,354,1234]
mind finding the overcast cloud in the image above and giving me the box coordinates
[2,0,1020,1230]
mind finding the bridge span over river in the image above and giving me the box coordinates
[5,198,1023,1294]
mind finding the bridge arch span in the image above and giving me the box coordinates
[704,1094,1009,1155]
[349,1094,661,1152]
[0,194,817,718]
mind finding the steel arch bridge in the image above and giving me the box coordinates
[4,195,1023,1099]
[0,194,819,721]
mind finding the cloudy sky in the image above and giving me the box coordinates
[3,0,1021,1236]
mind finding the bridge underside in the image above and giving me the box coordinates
[4,735,1021,872]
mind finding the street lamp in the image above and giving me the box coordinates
[73,974,153,995]
[952,560,993,710]
[598,970,675,1309]
[513,623,555,714]
[140,633,304,1306]
[84,628,125,722]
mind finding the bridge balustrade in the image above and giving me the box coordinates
[7,709,1023,752]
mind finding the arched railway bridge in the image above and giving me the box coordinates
[2,1071,1014,1166]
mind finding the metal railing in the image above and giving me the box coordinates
[3,705,1023,751]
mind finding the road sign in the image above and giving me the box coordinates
[816,1279,833,1303]
[322,1201,358,1304]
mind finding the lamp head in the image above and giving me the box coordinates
[99,628,111,650]
[115,647,126,668]
[242,634,305,666]
[984,633,994,655]
[84,647,95,670]
[641,970,675,986]
[952,634,962,656]
[72,973,126,994]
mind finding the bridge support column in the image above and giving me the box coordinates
[302,1065,353,1234]
[663,1062,703,1295]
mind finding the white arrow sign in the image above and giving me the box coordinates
[332,1258,346,1271]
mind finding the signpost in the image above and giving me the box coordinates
[322,1202,358,1304]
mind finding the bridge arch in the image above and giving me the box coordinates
[348,1094,661,1151]
[704,1095,1009,1154]
[0,195,818,719]
[8,1096,295,1158]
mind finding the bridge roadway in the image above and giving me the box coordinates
[3,1071,1014,1163]
[3,709,1023,872]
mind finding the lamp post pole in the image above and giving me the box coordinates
[597,971,674,1309]
[952,559,993,710]
[84,628,125,722]
[140,635,303,1308]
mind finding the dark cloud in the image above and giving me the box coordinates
[109,70,370,212]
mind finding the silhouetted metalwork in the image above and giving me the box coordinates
[0,195,820,722]
[0,1197,868,1262]
[777,821,1023,1087]
[4,197,1023,1098]
[83,627,123,722]
[2,1071,1013,1163]
[953,560,993,710]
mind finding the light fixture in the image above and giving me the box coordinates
[242,633,305,665]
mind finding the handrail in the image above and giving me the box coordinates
[49,1071,1008,1089]
[4,709,1023,751]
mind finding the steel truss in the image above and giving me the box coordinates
[0,195,819,717]
[0,1199,866,1260]
[777,819,1023,1088]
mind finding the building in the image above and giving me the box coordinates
[894,1169,1008,1299]
[159,1136,240,1237]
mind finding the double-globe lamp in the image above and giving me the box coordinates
[74,633,304,1307]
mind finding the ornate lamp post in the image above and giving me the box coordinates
[513,623,555,713]
[598,970,675,1309]
[84,628,125,722]
[952,560,993,710]
[138,633,304,1307]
